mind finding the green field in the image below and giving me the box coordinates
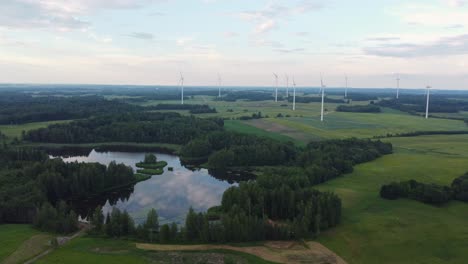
[316,134,468,264]
[142,96,468,142]
[37,237,276,264]
[0,120,70,140]
[0,224,53,263]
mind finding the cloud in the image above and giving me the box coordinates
[445,0,466,7]
[236,0,324,36]
[274,48,306,54]
[223,31,238,38]
[364,34,468,58]
[128,32,154,40]
[0,0,163,31]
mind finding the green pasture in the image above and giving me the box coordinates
[0,120,70,140]
[316,134,468,264]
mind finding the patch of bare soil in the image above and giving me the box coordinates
[245,119,313,142]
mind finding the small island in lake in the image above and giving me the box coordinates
[136,153,168,175]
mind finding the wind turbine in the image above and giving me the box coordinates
[345,75,348,98]
[396,74,401,99]
[285,74,289,98]
[217,73,222,98]
[292,77,297,111]
[273,73,279,102]
[320,75,326,122]
[179,72,184,105]
[425,86,431,119]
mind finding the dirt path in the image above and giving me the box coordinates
[22,224,89,264]
[137,241,347,264]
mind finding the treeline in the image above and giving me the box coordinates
[0,146,139,223]
[375,130,468,139]
[346,94,378,101]
[287,96,346,104]
[150,104,217,114]
[377,95,468,114]
[0,95,139,124]
[34,201,79,234]
[181,131,297,168]
[89,185,340,242]
[336,104,381,113]
[217,91,275,102]
[24,112,224,145]
[380,173,468,204]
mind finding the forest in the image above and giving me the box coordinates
[380,173,468,204]
[0,145,139,224]
[24,112,224,145]
[0,94,139,124]
[336,104,381,113]
[377,95,468,114]
[149,104,217,114]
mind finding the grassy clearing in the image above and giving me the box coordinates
[316,134,468,264]
[136,168,164,175]
[0,120,70,140]
[135,161,168,169]
[0,224,53,264]
[224,120,302,145]
[37,237,277,264]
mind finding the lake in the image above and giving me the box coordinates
[57,149,237,224]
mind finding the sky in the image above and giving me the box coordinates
[0,0,467,89]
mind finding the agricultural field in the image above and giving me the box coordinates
[143,96,468,141]
[316,134,468,264]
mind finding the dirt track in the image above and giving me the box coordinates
[137,241,347,264]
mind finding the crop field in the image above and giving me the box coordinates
[315,134,468,264]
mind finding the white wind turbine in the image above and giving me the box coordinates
[396,74,401,99]
[179,72,184,105]
[345,75,348,98]
[320,75,326,122]
[292,77,297,111]
[217,73,222,98]
[425,85,431,119]
[273,73,279,102]
[285,74,289,98]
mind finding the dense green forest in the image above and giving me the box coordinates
[380,173,468,204]
[0,94,139,124]
[0,146,139,224]
[149,104,217,114]
[336,104,381,113]
[24,112,224,144]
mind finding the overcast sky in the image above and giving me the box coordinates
[0,0,467,89]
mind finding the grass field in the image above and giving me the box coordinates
[0,224,53,264]
[37,237,278,264]
[316,134,468,264]
[143,96,468,142]
[0,120,70,140]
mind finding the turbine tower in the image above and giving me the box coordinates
[425,86,431,119]
[345,75,348,98]
[396,74,401,99]
[179,72,184,105]
[320,75,326,122]
[285,74,289,98]
[292,77,297,111]
[273,73,279,102]
[217,73,222,98]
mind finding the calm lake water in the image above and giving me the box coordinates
[58,150,236,224]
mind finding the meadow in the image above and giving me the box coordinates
[0,120,70,141]
[0,224,53,264]
[316,135,468,264]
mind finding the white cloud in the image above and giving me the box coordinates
[255,19,277,34]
